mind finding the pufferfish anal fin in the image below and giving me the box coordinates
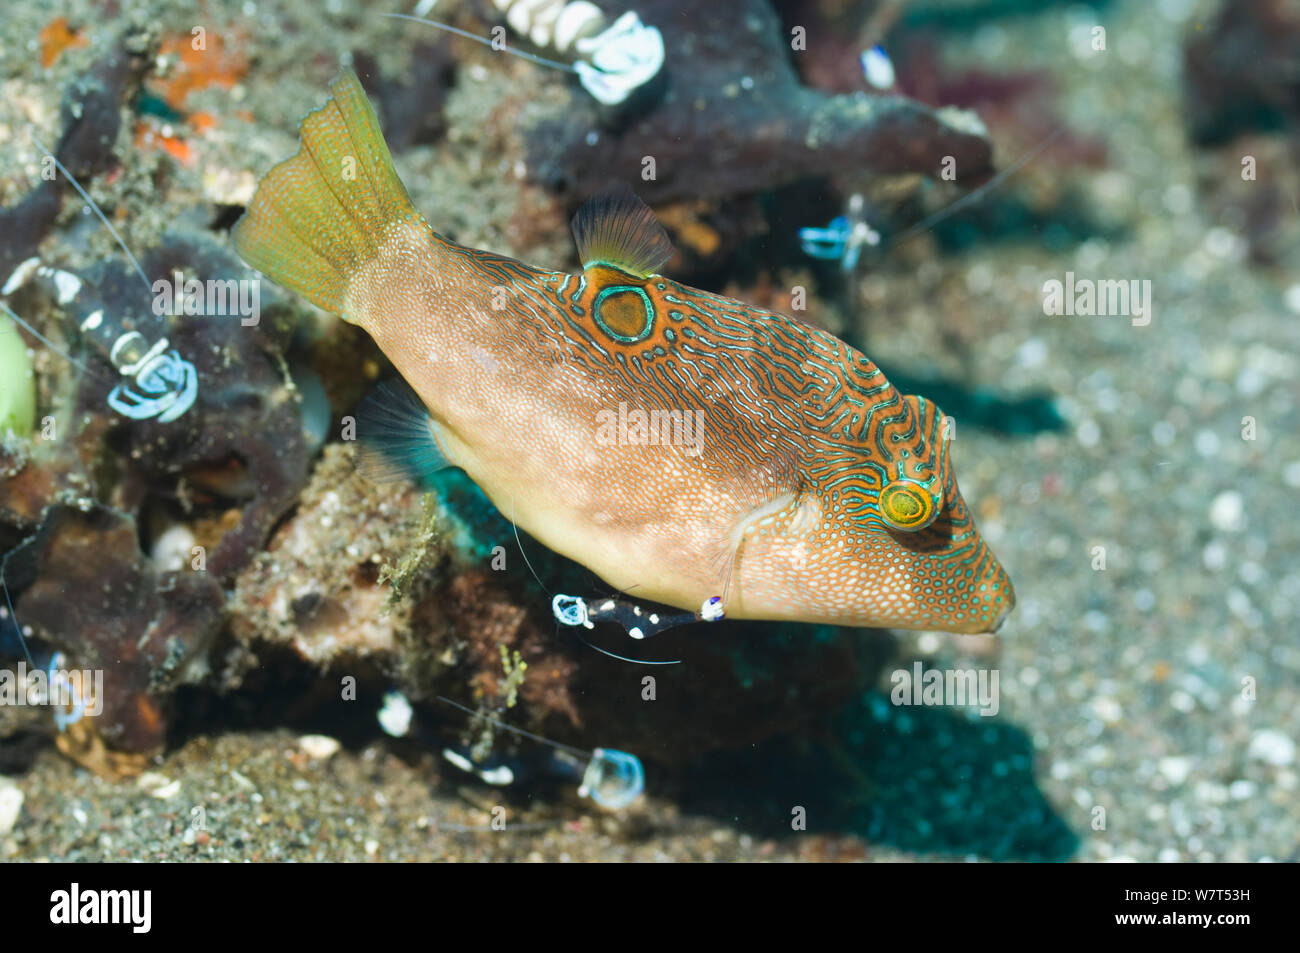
[570,185,675,277]
[354,377,455,487]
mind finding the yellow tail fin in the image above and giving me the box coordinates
[232,70,417,316]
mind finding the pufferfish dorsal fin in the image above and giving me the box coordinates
[571,185,674,277]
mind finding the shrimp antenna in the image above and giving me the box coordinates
[0,301,111,384]
[1,550,36,669]
[27,131,153,296]
[886,126,1065,249]
[381,12,579,73]
[434,694,591,758]
[574,628,680,665]
[508,496,550,593]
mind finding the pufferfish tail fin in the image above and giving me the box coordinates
[232,69,419,318]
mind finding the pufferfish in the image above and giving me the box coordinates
[232,70,1014,635]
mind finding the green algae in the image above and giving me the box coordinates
[378,492,442,608]
[0,317,36,438]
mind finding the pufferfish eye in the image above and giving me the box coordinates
[879,478,939,532]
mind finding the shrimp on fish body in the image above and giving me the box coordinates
[232,70,1015,635]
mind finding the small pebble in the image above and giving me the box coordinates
[138,773,181,799]
[379,690,414,738]
[1157,756,1192,785]
[0,778,22,836]
[151,780,182,800]
[1228,780,1256,800]
[299,734,341,761]
[1091,695,1122,723]
[1248,730,1295,766]
[1208,491,1244,532]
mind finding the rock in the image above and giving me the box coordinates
[10,503,224,775]
[527,0,993,204]
[0,776,22,835]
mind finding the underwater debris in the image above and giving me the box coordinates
[5,503,223,778]
[378,688,415,737]
[231,444,427,666]
[497,643,527,707]
[525,0,994,203]
[38,17,90,70]
[1183,0,1300,146]
[0,31,152,284]
[1190,133,1300,267]
[131,26,250,165]
[353,41,457,152]
[886,33,1107,172]
[1182,1,1300,265]
[0,442,84,546]
[146,28,249,114]
[229,442,577,728]
[377,493,443,608]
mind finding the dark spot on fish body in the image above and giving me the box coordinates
[593,285,655,343]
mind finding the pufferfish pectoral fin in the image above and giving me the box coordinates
[705,451,805,614]
[353,377,454,487]
[570,185,675,277]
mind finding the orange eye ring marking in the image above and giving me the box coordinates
[879,478,938,532]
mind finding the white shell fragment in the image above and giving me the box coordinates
[378,689,414,737]
[299,734,342,760]
[0,777,23,836]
